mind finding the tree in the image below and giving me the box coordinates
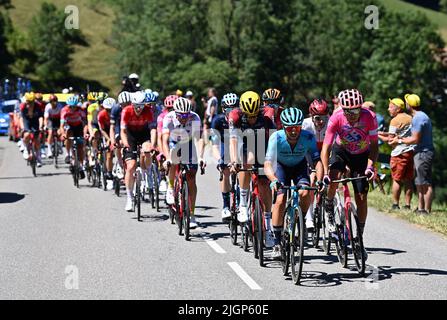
[440,0,447,14]
[28,2,83,89]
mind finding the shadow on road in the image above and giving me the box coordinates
[367,247,407,255]
[132,214,169,222]
[0,172,70,180]
[378,266,447,281]
[0,192,26,204]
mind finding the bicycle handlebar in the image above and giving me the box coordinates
[273,185,319,204]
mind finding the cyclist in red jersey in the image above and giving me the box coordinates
[20,92,44,165]
[121,92,156,212]
[61,96,86,179]
[262,88,284,130]
[98,98,116,180]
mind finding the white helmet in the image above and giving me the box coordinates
[145,88,152,94]
[62,88,69,94]
[103,97,116,110]
[186,90,193,97]
[132,91,146,105]
[173,97,192,114]
[129,73,139,80]
[118,91,133,105]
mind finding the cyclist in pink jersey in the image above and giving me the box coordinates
[321,89,378,260]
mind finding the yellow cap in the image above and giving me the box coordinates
[24,92,35,102]
[389,98,405,110]
[405,94,421,108]
[176,89,183,97]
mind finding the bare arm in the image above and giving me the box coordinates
[321,143,332,175]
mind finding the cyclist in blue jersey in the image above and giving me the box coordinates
[211,93,239,221]
[265,107,323,259]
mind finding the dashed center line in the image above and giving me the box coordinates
[228,262,262,290]
[202,235,227,254]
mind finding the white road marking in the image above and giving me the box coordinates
[202,236,227,254]
[227,262,262,290]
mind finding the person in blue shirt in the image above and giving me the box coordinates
[265,107,323,259]
[391,94,434,214]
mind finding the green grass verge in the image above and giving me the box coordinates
[381,0,447,42]
[8,0,119,93]
[368,187,447,237]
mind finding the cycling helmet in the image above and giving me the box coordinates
[66,96,79,107]
[338,89,363,109]
[103,98,116,110]
[240,91,261,116]
[221,93,239,108]
[96,92,108,103]
[152,91,160,99]
[118,91,133,105]
[132,91,146,105]
[129,73,139,80]
[24,92,35,102]
[309,99,329,116]
[164,95,178,110]
[87,92,98,102]
[173,97,192,114]
[49,94,58,103]
[280,107,304,126]
[144,92,157,104]
[405,94,421,108]
[262,88,282,103]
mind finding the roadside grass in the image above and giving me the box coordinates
[380,0,447,42]
[8,0,119,93]
[368,187,447,237]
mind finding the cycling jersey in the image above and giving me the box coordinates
[157,109,169,134]
[44,103,62,120]
[228,108,276,136]
[211,114,230,144]
[98,109,111,133]
[110,105,123,136]
[162,111,201,145]
[61,106,84,127]
[121,105,154,132]
[265,129,320,168]
[20,103,44,132]
[302,117,328,151]
[87,103,101,124]
[324,108,378,155]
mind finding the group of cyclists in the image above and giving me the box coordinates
[15,82,379,267]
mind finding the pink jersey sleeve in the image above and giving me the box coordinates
[323,113,339,146]
[368,113,379,141]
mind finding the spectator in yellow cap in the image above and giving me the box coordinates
[379,98,415,210]
[390,94,434,214]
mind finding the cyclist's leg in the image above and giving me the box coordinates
[272,162,289,246]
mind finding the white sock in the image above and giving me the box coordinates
[264,212,272,231]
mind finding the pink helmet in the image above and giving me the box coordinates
[164,95,178,110]
[309,99,329,116]
[338,89,363,109]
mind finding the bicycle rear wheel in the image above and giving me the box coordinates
[135,171,142,221]
[281,216,291,276]
[312,201,321,248]
[241,224,249,252]
[53,140,58,169]
[349,206,366,276]
[73,147,80,188]
[30,146,37,177]
[174,179,183,235]
[255,197,264,267]
[334,205,348,268]
[290,208,305,285]
[230,218,238,246]
[182,181,191,241]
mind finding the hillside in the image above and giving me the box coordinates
[8,0,119,93]
[380,0,447,41]
[7,0,447,93]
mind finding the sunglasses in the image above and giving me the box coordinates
[176,113,191,120]
[284,126,302,134]
[343,108,361,116]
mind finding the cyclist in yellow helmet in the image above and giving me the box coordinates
[228,91,277,248]
[87,92,109,165]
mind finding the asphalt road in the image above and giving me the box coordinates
[0,136,446,300]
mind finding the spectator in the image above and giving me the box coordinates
[121,74,140,93]
[390,94,434,214]
[176,89,184,97]
[379,98,414,210]
[201,88,218,144]
[186,90,197,112]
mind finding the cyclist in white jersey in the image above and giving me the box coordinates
[302,99,330,231]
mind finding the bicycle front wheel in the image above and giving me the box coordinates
[182,180,191,241]
[290,208,305,285]
[255,197,264,267]
[135,172,142,221]
[349,206,366,276]
[281,215,291,276]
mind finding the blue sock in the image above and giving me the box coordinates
[273,226,283,246]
